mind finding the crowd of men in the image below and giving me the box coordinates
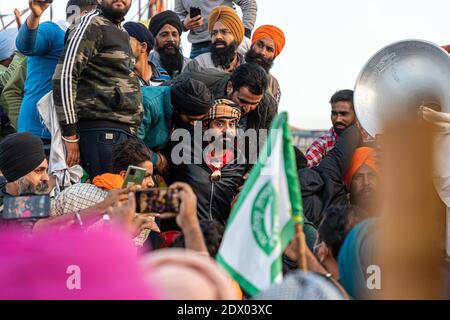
[0,0,386,300]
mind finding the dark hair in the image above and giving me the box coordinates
[112,139,153,174]
[66,0,98,19]
[293,146,308,169]
[172,220,225,257]
[229,63,268,95]
[329,89,354,108]
[318,205,370,258]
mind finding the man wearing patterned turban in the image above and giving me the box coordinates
[165,99,246,225]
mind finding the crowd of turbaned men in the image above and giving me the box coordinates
[0,0,441,301]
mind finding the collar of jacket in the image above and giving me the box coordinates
[97,8,125,26]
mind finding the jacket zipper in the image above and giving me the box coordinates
[209,182,215,220]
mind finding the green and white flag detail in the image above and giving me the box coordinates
[216,112,304,296]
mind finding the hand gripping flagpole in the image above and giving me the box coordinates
[295,222,308,272]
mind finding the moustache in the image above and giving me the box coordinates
[360,186,375,196]
[213,41,227,47]
[36,181,50,192]
[162,43,178,50]
[252,52,265,61]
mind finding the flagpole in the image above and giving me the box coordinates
[295,223,308,271]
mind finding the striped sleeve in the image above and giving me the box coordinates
[52,11,100,137]
[235,0,258,33]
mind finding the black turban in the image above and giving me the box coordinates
[170,79,214,116]
[0,132,46,182]
[123,21,155,53]
[148,10,183,38]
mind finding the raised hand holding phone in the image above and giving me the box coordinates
[183,7,204,31]
[170,182,208,254]
[29,0,51,18]
[156,182,197,226]
[27,0,51,30]
[189,7,201,19]
[122,165,146,188]
[135,187,181,214]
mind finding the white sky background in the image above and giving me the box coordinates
[1,0,450,129]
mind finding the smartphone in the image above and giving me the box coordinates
[122,165,146,188]
[190,7,201,19]
[2,195,50,220]
[135,188,181,214]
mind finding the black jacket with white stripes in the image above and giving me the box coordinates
[52,9,143,137]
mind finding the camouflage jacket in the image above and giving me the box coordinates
[52,9,143,137]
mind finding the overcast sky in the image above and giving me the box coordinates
[2,0,450,129]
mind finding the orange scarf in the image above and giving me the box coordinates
[93,173,124,190]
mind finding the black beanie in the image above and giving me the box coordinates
[148,10,183,37]
[0,132,46,182]
[170,79,214,116]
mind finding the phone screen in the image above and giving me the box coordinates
[2,195,50,220]
[135,188,181,214]
[190,7,201,19]
[122,165,146,188]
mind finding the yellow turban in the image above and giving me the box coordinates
[208,6,245,45]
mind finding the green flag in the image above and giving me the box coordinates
[216,112,304,296]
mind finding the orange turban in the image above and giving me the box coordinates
[344,147,378,189]
[208,6,245,45]
[252,25,286,58]
[93,173,124,190]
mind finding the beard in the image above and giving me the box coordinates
[333,122,348,135]
[17,177,49,196]
[350,187,376,211]
[211,41,238,69]
[245,49,274,73]
[100,0,131,21]
[203,130,236,153]
[157,43,184,78]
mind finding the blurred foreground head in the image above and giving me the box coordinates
[141,248,239,300]
[0,228,159,299]
[254,270,345,300]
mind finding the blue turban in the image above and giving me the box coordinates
[338,218,378,300]
[123,22,154,54]
[0,28,18,61]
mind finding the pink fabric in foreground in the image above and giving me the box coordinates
[0,228,160,300]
